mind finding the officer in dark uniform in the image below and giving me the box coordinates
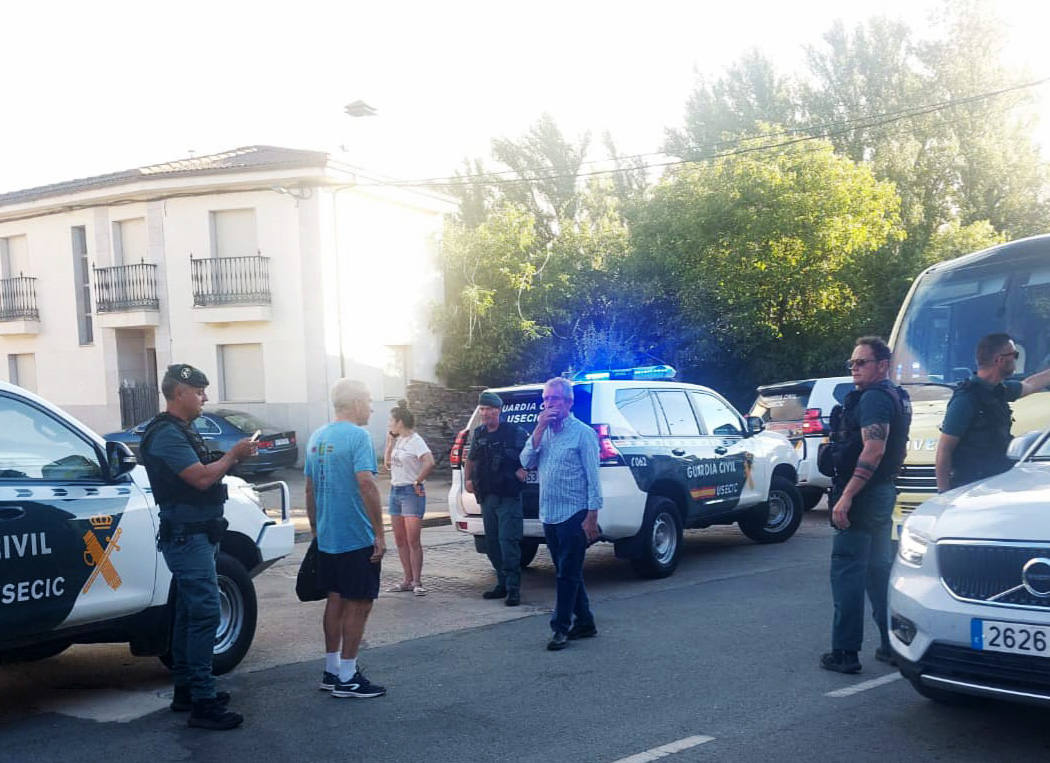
[821,337,911,674]
[464,391,528,606]
[139,364,255,730]
[936,333,1050,492]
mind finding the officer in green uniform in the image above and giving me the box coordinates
[139,364,255,730]
[936,333,1050,492]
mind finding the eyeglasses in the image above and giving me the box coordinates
[845,358,877,370]
[998,350,1020,360]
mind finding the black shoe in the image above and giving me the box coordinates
[567,622,597,640]
[505,590,520,607]
[874,646,897,666]
[482,586,508,600]
[820,650,862,674]
[332,669,386,698]
[171,687,230,712]
[547,632,569,651]
[319,671,338,691]
[187,698,243,730]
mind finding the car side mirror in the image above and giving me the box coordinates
[1006,430,1042,461]
[106,440,137,480]
[746,416,765,436]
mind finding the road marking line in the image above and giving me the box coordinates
[825,672,903,697]
[613,734,716,762]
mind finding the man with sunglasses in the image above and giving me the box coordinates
[822,337,911,674]
[936,333,1050,491]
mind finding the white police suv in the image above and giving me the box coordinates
[448,366,803,579]
[890,427,1050,706]
[0,381,293,674]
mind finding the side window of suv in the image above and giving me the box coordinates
[654,390,702,436]
[615,388,664,436]
[691,392,743,437]
[0,394,103,480]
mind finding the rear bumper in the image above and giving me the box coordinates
[238,447,298,473]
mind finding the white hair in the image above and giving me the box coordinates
[544,376,574,401]
[331,378,369,413]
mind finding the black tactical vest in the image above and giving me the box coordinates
[948,377,1014,488]
[828,381,912,491]
[139,413,227,512]
[470,422,526,500]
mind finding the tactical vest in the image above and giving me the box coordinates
[470,422,525,500]
[139,413,228,511]
[948,377,1014,488]
[827,381,912,491]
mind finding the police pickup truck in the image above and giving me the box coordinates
[449,366,803,579]
[0,382,294,674]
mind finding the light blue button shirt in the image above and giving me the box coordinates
[520,414,603,525]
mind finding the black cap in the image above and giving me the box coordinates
[164,363,209,388]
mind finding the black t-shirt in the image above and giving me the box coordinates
[468,422,528,499]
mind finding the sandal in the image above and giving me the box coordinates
[387,582,414,593]
[412,583,428,596]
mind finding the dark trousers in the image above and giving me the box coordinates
[543,510,594,635]
[481,493,523,591]
[160,533,220,700]
[829,481,895,652]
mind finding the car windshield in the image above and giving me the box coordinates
[892,246,1050,396]
[219,412,268,433]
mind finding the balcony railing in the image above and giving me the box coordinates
[191,255,271,307]
[0,276,39,321]
[94,260,159,313]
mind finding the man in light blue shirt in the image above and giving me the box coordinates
[520,377,602,651]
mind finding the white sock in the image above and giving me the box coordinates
[339,657,358,683]
[325,651,340,675]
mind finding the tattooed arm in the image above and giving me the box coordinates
[831,421,889,529]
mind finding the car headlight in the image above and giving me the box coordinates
[898,519,932,567]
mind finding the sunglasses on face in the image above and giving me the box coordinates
[846,358,878,370]
[998,350,1020,360]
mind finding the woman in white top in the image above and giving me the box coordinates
[383,401,435,596]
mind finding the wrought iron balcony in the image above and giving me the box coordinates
[94,260,160,313]
[191,255,271,307]
[0,276,39,321]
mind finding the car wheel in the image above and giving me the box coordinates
[158,552,258,676]
[800,486,825,511]
[738,476,804,543]
[909,678,983,706]
[519,539,540,568]
[630,496,683,579]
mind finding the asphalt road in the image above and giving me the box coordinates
[2,509,1048,762]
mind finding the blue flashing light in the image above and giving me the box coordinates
[573,364,677,382]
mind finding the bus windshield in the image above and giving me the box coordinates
[891,244,1050,399]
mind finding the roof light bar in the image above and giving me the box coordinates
[574,364,677,382]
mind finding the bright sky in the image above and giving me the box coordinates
[2,0,1048,193]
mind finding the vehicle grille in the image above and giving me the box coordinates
[895,464,936,493]
[921,643,1050,692]
[938,543,1050,610]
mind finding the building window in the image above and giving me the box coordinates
[383,345,410,400]
[217,343,264,402]
[71,226,93,344]
[8,353,37,392]
[0,235,29,278]
[209,209,258,258]
[112,217,148,265]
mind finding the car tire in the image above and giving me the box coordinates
[630,496,683,579]
[738,476,804,543]
[519,539,540,568]
[158,552,258,676]
[800,486,825,511]
[909,678,983,706]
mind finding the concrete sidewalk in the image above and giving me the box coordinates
[246,467,454,541]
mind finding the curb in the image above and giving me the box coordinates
[293,513,452,544]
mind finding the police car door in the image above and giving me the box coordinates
[0,390,155,644]
[689,391,762,510]
[651,389,713,525]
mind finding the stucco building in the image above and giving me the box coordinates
[0,145,454,451]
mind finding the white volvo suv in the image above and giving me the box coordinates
[889,427,1050,706]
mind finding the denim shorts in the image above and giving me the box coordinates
[389,483,426,518]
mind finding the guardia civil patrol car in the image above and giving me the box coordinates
[448,366,803,578]
[0,381,293,673]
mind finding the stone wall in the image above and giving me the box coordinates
[403,380,485,472]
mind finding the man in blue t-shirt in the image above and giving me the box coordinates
[305,379,387,699]
[936,333,1050,491]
